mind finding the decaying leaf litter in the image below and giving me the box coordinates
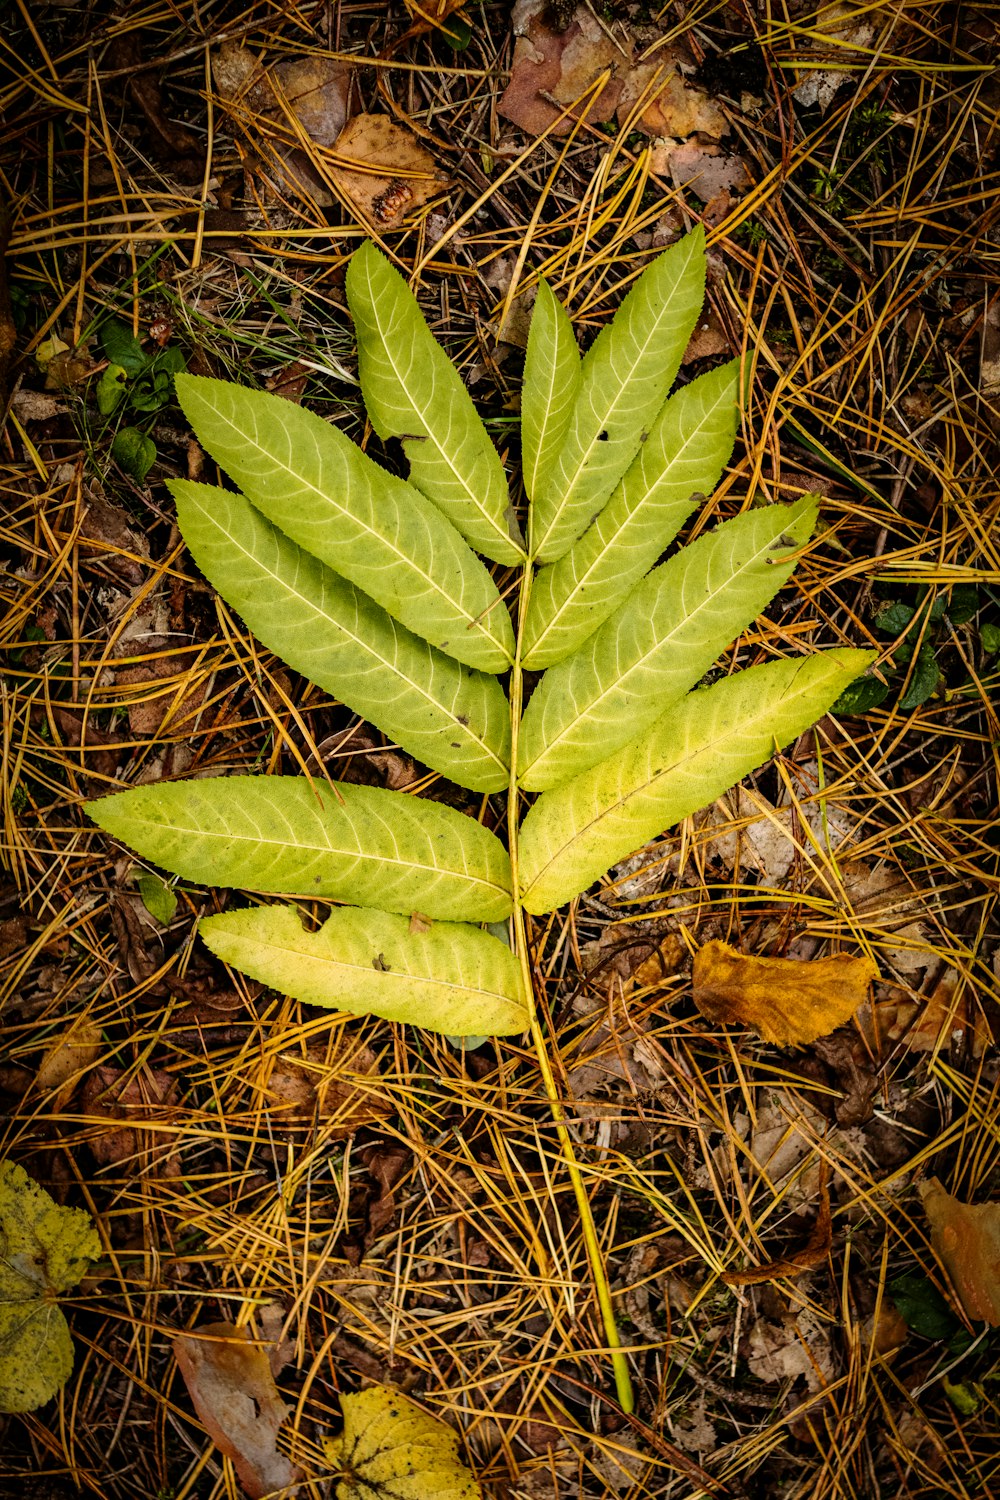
[1,1,999,1496]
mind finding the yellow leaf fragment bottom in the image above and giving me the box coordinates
[323,1385,481,1500]
[692,940,877,1045]
[0,1160,101,1413]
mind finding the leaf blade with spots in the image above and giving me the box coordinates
[324,1384,481,1500]
[200,904,528,1037]
[87,777,513,923]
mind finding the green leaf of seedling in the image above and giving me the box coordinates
[136,872,178,926]
[152,346,186,377]
[980,622,1000,654]
[440,12,472,49]
[96,363,128,415]
[874,601,915,634]
[831,673,890,715]
[945,585,980,626]
[99,317,148,376]
[129,368,173,413]
[943,1376,981,1416]
[898,642,940,709]
[889,1272,958,1341]
[0,1160,101,1413]
[201,904,528,1037]
[111,427,156,482]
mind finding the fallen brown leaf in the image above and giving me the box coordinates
[682,305,731,363]
[79,1064,179,1174]
[361,1142,411,1248]
[920,1178,1000,1325]
[693,940,878,1044]
[653,138,749,200]
[499,0,629,136]
[173,1322,303,1499]
[266,1041,390,1135]
[617,64,727,138]
[724,1164,832,1285]
[35,1020,103,1107]
[212,45,351,209]
[328,113,443,228]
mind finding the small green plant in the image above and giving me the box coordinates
[97,317,188,481]
[86,233,871,1408]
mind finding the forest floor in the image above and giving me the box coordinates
[1,1,999,1497]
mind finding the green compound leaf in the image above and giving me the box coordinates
[201,904,528,1037]
[346,242,525,564]
[0,1160,101,1413]
[88,778,513,923]
[519,499,818,790]
[521,278,581,506]
[529,228,707,563]
[523,359,741,668]
[518,650,873,913]
[174,375,514,673]
[324,1385,482,1500]
[170,481,511,793]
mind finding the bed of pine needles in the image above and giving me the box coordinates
[1,2,998,1497]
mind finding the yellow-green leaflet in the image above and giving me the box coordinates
[529,228,707,563]
[324,1385,481,1500]
[201,905,529,1037]
[518,651,874,912]
[346,242,525,564]
[519,499,819,789]
[521,279,581,506]
[171,481,511,793]
[0,1161,101,1413]
[86,778,513,922]
[522,360,741,668]
[173,374,514,672]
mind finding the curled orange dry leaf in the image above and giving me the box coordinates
[920,1178,1000,1326]
[692,940,877,1044]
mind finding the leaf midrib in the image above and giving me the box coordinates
[529,391,730,655]
[532,234,700,558]
[357,259,518,560]
[233,931,518,1005]
[198,492,509,778]
[524,529,790,777]
[205,396,511,660]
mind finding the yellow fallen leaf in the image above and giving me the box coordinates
[329,115,443,228]
[692,940,877,1044]
[323,1385,480,1499]
[0,1160,101,1412]
[920,1178,1000,1326]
